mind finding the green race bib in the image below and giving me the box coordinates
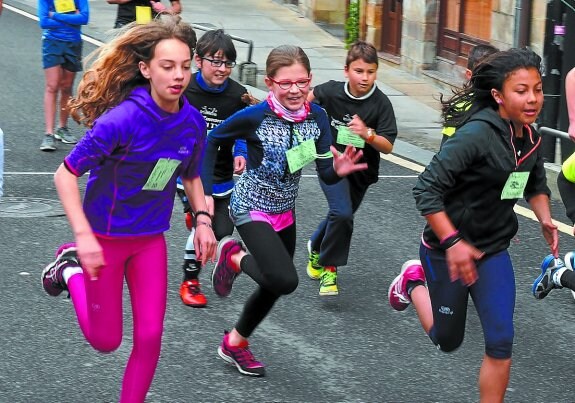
[501,171,530,199]
[142,158,181,191]
[336,125,365,149]
[286,139,316,173]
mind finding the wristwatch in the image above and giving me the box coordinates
[366,128,376,144]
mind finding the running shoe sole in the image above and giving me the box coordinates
[532,254,556,298]
[217,346,265,377]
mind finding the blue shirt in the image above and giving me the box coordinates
[38,0,89,42]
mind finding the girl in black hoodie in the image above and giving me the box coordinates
[388,48,558,403]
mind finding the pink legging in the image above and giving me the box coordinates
[66,234,167,403]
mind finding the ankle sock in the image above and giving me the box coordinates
[406,280,425,296]
[62,265,83,284]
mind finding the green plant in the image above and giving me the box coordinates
[345,0,359,48]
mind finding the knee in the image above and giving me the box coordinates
[90,332,122,353]
[60,85,73,97]
[328,208,353,223]
[134,324,163,353]
[430,328,465,353]
[268,272,299,296]
[485,335,514,359]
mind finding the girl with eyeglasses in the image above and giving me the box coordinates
[201,44,367,376]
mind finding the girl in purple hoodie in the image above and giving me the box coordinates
[40,15,216,402]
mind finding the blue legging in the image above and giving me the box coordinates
[420,243,515,359]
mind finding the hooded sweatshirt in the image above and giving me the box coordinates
[65,86,206,236]
[413,107,549,254]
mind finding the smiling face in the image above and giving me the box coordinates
[264,62,311,111]
[492,67,543,128]
[195,49,234,87]
[344,58,378,98]
[139,38,192,113]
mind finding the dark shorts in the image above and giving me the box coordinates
[42,38,83,72]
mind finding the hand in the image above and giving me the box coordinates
[194,223,217,265]
[348,114,368,140]
[446,240,485,286]
[76,232,105,280]
[331,145,368,177]
[541,221,559,257]
[150,0,166,12]
[234,156,246,174]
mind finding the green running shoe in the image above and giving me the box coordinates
[319,267,338,296]
[306,240,324,280]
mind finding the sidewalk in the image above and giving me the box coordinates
[7,0,561,196]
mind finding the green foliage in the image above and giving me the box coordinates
[345,0,360,48]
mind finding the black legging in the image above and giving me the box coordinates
[234,220,298,338]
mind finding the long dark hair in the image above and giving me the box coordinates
[440,48,542,128]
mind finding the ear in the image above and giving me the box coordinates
[491,89,503,105]
[465,68,472,81]
[139,61,150,80]
[264,76,274,91]
[194,54,203,70]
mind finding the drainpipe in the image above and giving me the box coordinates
[513,0,532,47]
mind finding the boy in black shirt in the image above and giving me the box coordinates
[306,41,397,296]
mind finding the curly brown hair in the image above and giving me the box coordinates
[70,14,196,127]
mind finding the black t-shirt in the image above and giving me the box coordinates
[313,80,398,185]
[184,74,249,184]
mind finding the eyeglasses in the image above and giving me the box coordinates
[201,57,236,68]
[268,77,311,90]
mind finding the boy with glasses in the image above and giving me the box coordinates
[306,40,398,296]
[177,29,256,307]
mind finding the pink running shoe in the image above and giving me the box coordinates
[211,237,244,297]
[388,259,425,311]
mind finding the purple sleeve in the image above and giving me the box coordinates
[179,114,207,180]
[64,116,120,176]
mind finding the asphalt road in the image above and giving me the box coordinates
[1,8,575,403]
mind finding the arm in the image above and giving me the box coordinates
[181,176,217,264]
[413,122,486,285]
[52,0,89,25]
[38,0,68,29]
[54,164,104,280]
[567,67,575,141]
[528,193,558,257]
[347,114,393,154]
[233,139,247,174]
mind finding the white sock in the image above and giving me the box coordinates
[62,266,83,284]
[552,267,567,287]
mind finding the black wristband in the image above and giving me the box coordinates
[442,234,463,249]
[195,210,212,220]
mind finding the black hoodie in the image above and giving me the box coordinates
[413,107,550,255]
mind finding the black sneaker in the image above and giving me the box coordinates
[41,259,72,296]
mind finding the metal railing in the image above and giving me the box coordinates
[538,126,570,140]
[191,24,258,87]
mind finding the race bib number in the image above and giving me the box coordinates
[286,139,316,173]
[142,158,181,191]
[336,126,365,149]
[136,6,152,24]
[54,0,76,13]
[501,171,529,199]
